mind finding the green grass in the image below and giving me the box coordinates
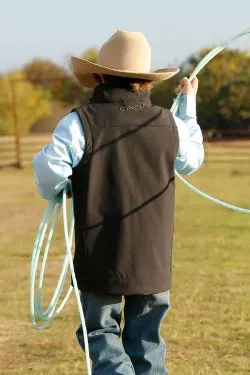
[0,145,250,374]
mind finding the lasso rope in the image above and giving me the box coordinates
[30,27,250,375]
[171,27,250,215]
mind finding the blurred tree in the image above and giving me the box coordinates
[0,71,51,135]
[183,48,250,130]
[152,49,250,133]
[24,58,69,101]
[81,48,98,63]
[24,58,88,104]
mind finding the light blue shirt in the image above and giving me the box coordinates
[33,95,204,200]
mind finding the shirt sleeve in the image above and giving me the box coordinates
[174,95,204,175]
[33,112,85,200]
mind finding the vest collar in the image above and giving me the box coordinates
[90,84,152,105]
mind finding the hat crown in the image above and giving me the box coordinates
[97,30,151,73]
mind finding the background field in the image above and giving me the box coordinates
[0,140,250,374]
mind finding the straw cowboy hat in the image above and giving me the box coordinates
[71,30,180,88]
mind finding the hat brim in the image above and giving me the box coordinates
[71,56,180,88]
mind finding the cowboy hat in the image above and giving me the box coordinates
[71,30,180,88]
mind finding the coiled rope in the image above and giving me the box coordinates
[30,27,250,375]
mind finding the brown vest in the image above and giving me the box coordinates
[71,84,179,295]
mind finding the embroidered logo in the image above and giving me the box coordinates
[120,104,146,111]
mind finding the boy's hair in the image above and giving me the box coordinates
[94,74,153,93]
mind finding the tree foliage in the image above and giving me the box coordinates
[81,48,98,63]
[183,48,250,130]
[151,48,250,132]
[24,58,88,104]
[0,71,51,135]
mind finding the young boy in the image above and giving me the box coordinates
[33,30,204,375]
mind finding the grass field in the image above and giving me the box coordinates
[0,142,250,374]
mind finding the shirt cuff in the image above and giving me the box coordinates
[178,95,197,119]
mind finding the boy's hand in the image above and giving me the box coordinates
[175,76,198,96]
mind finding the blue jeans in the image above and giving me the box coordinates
[76,290,170,375]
